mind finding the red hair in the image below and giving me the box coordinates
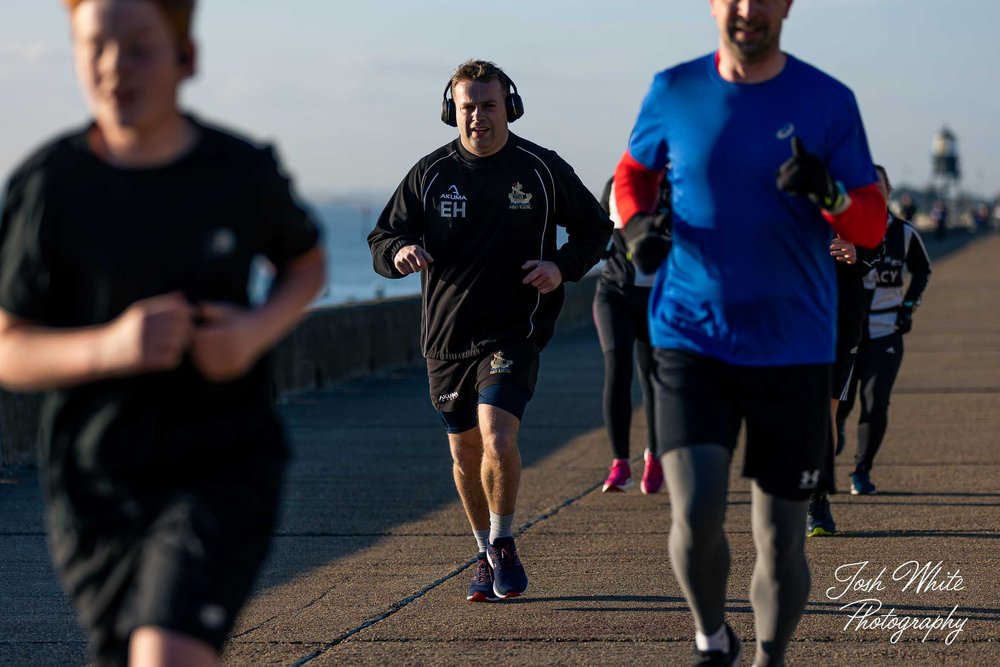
[63,0,195,45]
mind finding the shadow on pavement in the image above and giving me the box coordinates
[255,325,608,590]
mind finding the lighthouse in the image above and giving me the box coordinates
[931,126,960,200]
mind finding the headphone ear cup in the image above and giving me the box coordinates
[441,81,457,127]
[506,92,524,123]
[441,98,457,127]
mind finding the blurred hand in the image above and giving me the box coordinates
[830,237,857,264]
[521,260,563,294]
[776,137,844,212]
[621,213,671,273]
[104,292,195,374]
[393,245,434,275]
[896,303,914,334]
[190,302,262,381]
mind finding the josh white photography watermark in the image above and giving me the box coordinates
[826,560,969,644]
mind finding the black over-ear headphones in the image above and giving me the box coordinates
[440,75,524,127]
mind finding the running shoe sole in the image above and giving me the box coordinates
[493,586,526,600]
[602,479,635,493]
[807,525,837,537]
[467,591,499,603]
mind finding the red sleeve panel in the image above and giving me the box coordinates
[613,151,661,226]
[823,183,886,249]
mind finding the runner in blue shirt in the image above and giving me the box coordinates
[614,1,886,665]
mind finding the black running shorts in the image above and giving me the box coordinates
[49,443,286,667]
[651,348,833,500]
[427,341,540,431]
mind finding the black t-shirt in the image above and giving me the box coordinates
[0,117,320,517]
[368,133,611,360]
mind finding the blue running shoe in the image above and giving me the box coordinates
[487,537,528,599]
[806,492,837,537]
[691,622,742,666]
[467,553,499,602]
[850,470,876,495]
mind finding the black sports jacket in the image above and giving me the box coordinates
[369,134,611,359]
[863,213,931,339]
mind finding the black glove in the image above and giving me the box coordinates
[776,137,845,212]
[621,213,671,274]
[896,302,914,334]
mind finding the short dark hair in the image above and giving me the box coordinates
[874,164,891,191]
[449,59,511,97]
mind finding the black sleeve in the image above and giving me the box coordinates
[846,242,882,278]
[367,164,426,279]
[0,169,53,322]
[903,227,932,305]
[549,157,613,282]
[256,145,322,271]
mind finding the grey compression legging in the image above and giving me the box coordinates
[663,446,809,667]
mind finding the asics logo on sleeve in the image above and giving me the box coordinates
[776,123,795,140]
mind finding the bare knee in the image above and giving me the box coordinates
[449,432,483,472]
[479,406,520,462]
[482,430,518,463]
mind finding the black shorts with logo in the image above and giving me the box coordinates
[652,348,833,500]
[427,341,540,426]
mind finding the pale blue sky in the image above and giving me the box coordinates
[2,1,999,202]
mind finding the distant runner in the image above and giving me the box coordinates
[593,175,670,494]
[837,164,931,496]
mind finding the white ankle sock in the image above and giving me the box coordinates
[695,623,729,653]
[473,529,490,554]
[489,511,514,544]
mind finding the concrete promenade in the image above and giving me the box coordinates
[2,235,999,666]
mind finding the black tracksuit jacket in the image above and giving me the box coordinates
[368,134,612,360]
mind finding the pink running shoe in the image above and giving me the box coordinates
[602,459,634,492]
[641,449,664,494]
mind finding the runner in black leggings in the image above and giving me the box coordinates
[593,176,670,494]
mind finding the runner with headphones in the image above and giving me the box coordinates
[369,60,611,602]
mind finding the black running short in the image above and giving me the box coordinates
[651,348,833,500]
[427,341,539,432]
[48,441,286,667]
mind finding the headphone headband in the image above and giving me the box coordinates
[440,75,524,127]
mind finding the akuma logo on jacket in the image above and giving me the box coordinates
[440,185,467,218]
